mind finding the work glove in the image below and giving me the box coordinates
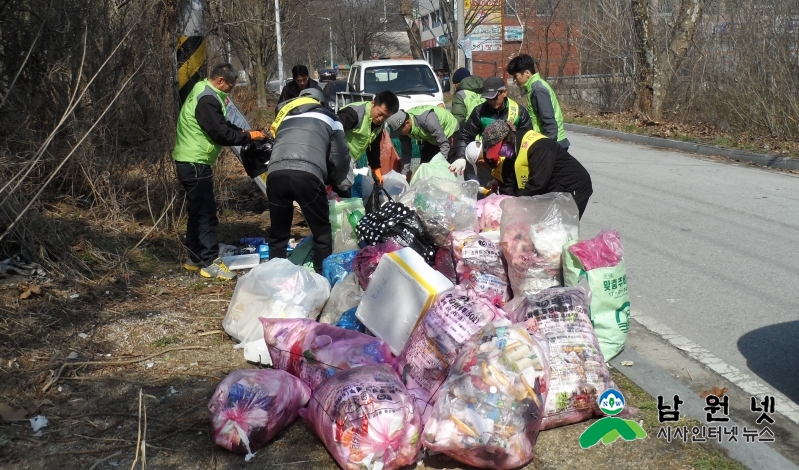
[480,179,500,195]
[372,168,384,185]
[448,158,467,176]
[248,130,267,141]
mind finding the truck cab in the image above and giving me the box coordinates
[336,59,444,111]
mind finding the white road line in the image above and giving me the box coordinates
[631,310,799,426]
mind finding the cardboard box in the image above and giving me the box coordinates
[356,247,454,355]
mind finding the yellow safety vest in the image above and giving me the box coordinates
[269,97,320,136]
[514,130,547,189]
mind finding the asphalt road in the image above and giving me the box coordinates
[569,132,799,406]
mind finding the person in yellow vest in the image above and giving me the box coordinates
[172,63,266,280]
[506,54,570,150]
[267,87,350,273]
[453,76,532,182]
[477,119,592,218]
[336,91,400,188]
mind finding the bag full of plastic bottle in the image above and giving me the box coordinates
[506,283,628,429]
[422,318,550,469]
[299,364,421,470]
[260,318,394,391]
[393,286,507,423]
[399,177,479,246]
[451,230,509,305]
[208,369,311,461]
[319,272,363,325]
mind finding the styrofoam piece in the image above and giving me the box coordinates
[222,253,260,270]
[356,247,454,355]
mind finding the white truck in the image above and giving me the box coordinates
[334,59,444,112]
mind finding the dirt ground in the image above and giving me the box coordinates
[0,163,745,470]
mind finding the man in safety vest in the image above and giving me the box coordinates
[506,54,570,149]
[478,119,592,218]
[452,76,532,180]
[450,68,485,125]
[267,87,350,273]
[386,105,459,163]
[172,63,267,280]
[336,90,400,186]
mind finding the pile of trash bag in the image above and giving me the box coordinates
[210,180,637,467]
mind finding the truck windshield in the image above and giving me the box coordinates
[362,65,440,95]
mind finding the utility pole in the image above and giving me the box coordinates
[457,0,465,70]
[176,0,206,105]
[320,17,334,68]
[275,0,285,85]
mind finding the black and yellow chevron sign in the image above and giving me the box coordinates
[177,35,206,104]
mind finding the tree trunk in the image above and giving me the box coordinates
[401,0,424,59]
[631,0,704,119]
[652,0,704,118]
[254,60,269,109]
[631,0,656,117]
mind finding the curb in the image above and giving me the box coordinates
[610,348,799,470]
[565,123,799,171]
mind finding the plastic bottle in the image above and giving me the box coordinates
[347,210,364,232]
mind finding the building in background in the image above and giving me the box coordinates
[416,0,581,79]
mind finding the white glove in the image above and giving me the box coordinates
[401,163,411,176]
[448,158,467,175]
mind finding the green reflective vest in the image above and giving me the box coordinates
[172,79,228,165]
[463,90,486,121]
[407,105,459,143]
[342,101,382,161]
[523,73,567,143]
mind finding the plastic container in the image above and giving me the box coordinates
[257,244,270,259]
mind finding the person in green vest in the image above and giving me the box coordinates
[336,90,400,188]
[172,63,266,280]
[453,76,532,181]
[506,54,570,149]
[386,105,459,163]
[450,68,485,126]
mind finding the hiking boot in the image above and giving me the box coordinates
[182,258,203,271]
[199,258,236,281]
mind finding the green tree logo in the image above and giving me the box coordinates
[579,389,646,449]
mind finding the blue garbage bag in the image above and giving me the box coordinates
[322,250,358,287]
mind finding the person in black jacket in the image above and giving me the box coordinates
[275,65,322,113]
[478,119,593,218]
[267,88,350,273]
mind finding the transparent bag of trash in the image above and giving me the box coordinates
[208,369,311,461]
[506,283,627,429]
[422,318,550,470]
[299,364,422,470]
[499,193,579,298]
[319,272,363,325]
[223,259,330,343]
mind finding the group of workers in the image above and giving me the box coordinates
[171,55,592,281]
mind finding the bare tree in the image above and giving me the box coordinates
[630,0,704,119]
[329,0,387,64]
[401,0,426,59]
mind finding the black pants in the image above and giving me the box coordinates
[175,162,218,266]
[267,170,331,273]
[419,137,458,164]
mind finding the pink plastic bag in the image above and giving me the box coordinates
[451,230,509,305]
[208,369,311,460]
[394,286,507,423]
[261,318,394,391]
[568,230,624,270]
[422,318,549,469]
[475,194,512,232]
[352,240,403,289]
[300,364,421,470]
[506,284,625,429]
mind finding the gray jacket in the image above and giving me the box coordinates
[268,101,349,186]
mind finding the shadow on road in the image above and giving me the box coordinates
[738,320,799,404]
